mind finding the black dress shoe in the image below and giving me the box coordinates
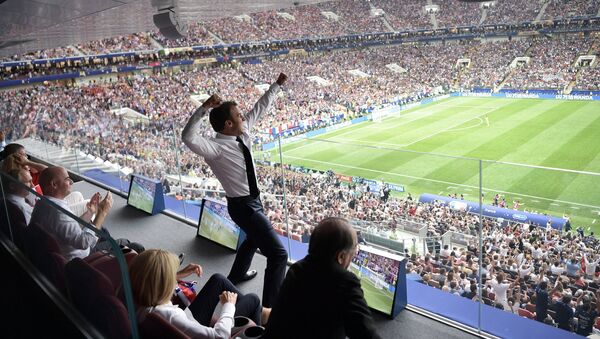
[240,269,258,282]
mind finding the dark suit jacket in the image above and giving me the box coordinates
[262,255,381,339]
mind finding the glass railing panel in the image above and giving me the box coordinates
[479,160,600,337]
[265,130,483,324]
[160,132,195,221]
[254,133,298,262]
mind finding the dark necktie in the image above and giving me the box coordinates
[236,136,259,197]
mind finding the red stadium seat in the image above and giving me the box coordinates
[65,258,132,339]
[25,222,68,295]
[518,308,535,319]
[84,248,138,293]
[139,312,190,339]
[526,303,536,313]
[0,199,28,251]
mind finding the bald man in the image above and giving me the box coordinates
[263,217,381,339]
[30,166,118,260]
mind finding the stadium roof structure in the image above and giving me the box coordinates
[0,0,325,57]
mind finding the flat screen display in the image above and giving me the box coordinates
[197,198,242,251]
[349,245,402,316]
[127,175,158,214]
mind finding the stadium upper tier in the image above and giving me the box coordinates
[1,0,599,62]
[2,35,598,94]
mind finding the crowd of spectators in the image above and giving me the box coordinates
[153,25,216,48]
[0,46,80,63]
[76,33,155,55]
[203,16,269,43]
[574,39,600,91]
[575,67,600,91]
[2,36,598,185]
[408,217,600,334]
[484,0,542,25]
[504,37,591,90]
[458,39,531,89]
[373,0,431,31]
[3,0,600,63]
[434,0,482,28]
[543,0,599,20]
[0,53,163,81]
[0,35,597,246]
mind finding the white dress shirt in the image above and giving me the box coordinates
[585,254,600,277]
[30,196,98,261]
[138,301,235,339]
[182,83,281,198]
[7,194,33,224]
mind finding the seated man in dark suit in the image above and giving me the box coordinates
[262,217,381,339]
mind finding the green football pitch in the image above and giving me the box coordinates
[269,96,600,234]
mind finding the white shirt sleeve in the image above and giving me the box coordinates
[154,302,235,339]
[245,83,281,129]
[55,209,99,250]
[182,106,222,161]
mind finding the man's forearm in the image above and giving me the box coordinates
[92,210,109,229]
[79,209,94,223]
[182,106,207,144]
[27,161,48,173]
[245,83,281,128]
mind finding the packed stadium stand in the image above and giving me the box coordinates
[2,0,600,338]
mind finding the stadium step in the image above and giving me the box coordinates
[534,2,549,22]
[207,30,225,45]
[494,68,516,93]
[430,12,438,30]
[148,33,164,50]
[381,15,395,32]
[479,8,487,26]
[69,45,85,57]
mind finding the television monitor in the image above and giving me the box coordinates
[127,174,165,215]
[350,244,407,318]
[197,198,245,251]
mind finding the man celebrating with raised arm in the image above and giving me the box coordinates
[182,73,288,308]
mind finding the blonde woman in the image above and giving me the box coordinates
[129,249,265,339]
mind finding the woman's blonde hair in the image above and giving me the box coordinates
[129,249,179,307]
[1,154,23,173]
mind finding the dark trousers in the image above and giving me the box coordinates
[189,273,261,325]
[226,196,288,307]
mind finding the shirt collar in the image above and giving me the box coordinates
[215,132,237,141]
[46,195,69,207]
[7,194,25,203]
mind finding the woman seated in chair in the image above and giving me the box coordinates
[129,249,269,339]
